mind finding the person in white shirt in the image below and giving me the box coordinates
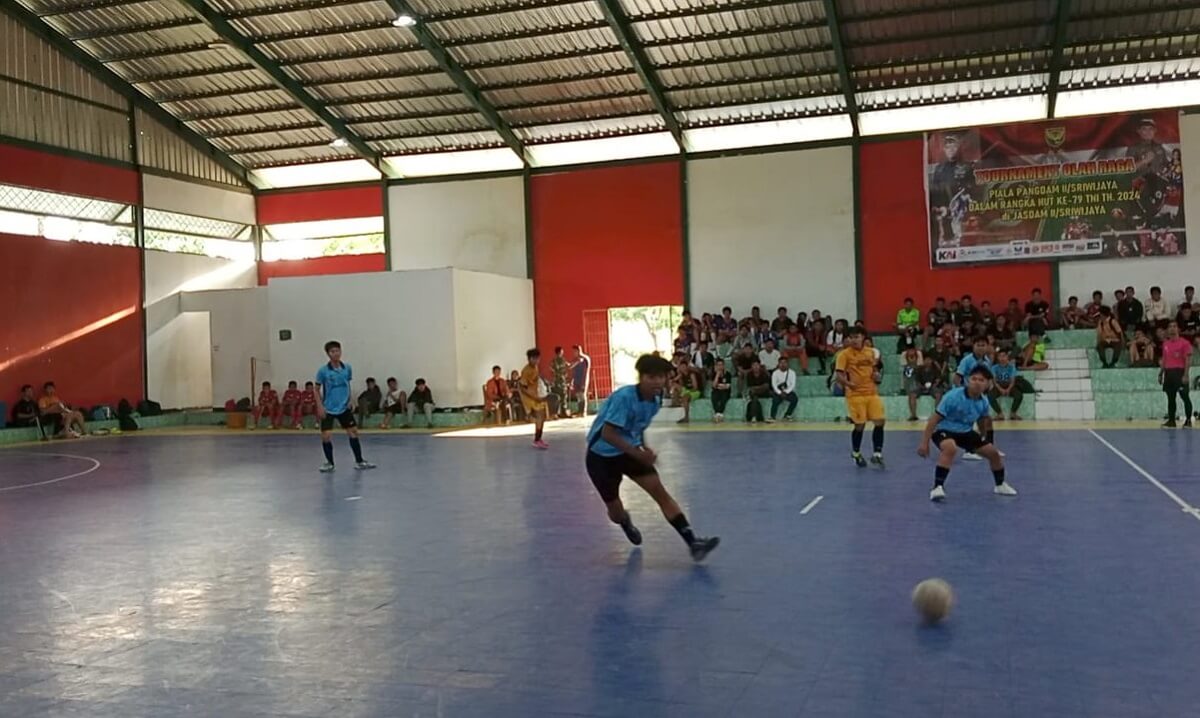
[379,377,407,429]
[827,319,849,351]
[758,339,782,371]
[770,357,799,421]
[1146,285,1171,327]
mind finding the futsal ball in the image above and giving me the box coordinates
[912,578,954,623]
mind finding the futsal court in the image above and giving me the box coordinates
[1,420,1196,718]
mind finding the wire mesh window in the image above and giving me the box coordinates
[144,208,254,261]
[0,184,134,246]
[261,216,385,262]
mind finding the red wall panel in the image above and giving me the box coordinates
[531,161,684,360]
[256,185,383,224]
[0,234,143,415]
[0,143,138,204]
[257,253,387,285]
[859,139,1054,331]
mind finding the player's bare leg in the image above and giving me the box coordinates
[604,496,642,545]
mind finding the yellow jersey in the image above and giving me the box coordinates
[835,346,879,398]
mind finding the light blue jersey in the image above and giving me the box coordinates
[956,352,992,379]
[316,362,353,414]
[991,361,1019,385]
[586,385,660,457]
[935,387,990,433]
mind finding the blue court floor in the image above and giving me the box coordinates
[0,423,1198,717]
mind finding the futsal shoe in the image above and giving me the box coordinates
[318,462,335,473]
[962,452,983,461]
[533,439,549,450]
[619,518,643,546]
[930,485,947,502]
[354,461,376,470]
[852,452,867,468]
[993,482,1018,497]
[870,453,885,468]
[689,536,720,562]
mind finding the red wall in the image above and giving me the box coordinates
[859,139,1054,331]
[0,233,143,415]
[0,144,138,204]
[256,184,382,224]
[531,161,685,358]
[257,253,387,285]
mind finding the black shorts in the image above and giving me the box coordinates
[931,430,990,453]
[585,451,655,503]
[320,410,357,431]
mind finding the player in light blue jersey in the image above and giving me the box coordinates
[315,340,375,473]
[586,354,719,562]
[918,364,1017,502]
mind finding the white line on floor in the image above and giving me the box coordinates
[0,452,101,493]
[800,495,824,515]
[1087,429,1200,523]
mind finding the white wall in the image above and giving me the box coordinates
[180,287,269,404]
[267,269,458,406]
[142,173,256,224]
[144,250,257,408]
[452,269,535,405]
[1057,112,1200,305]
[387,176,527,279]
[687,146,858,322]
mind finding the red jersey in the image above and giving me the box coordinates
[282,388,302,406]
[300,389,317,407]
[257,389,279,407]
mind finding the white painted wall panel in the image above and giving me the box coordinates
[687,146,858,322]
[142,173,256,225]
[1057,112,1200,306]
[181,287,269,405]
[387,176,527,279]
[451,269,535,405]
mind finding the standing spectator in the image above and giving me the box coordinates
[1129,330,1158,367]
[1060,296,1086,329]
[758,339,782,373]
[1146,286,1171,328]
[483,366,512,425]
[743,361,771,423]
[896,298,920,333]
[710,359,732,423]
[10,384,60,439]
[780,324,810,373]
[770,357,799,422]
[570,345,592,417]
[380,377,407,429]
[519,349,550,448]
[900,347,924,421]
[927,297,951,332]
[407,378,436,428]
[771,306,793,335]
[1096,306,1125,368]
[280,381,304,429]
[692,341,716,380]
[1117,286,1144,334]
[251,381,282,430]
[1160,321,1194,427]
[1084,290,1107,326]
[807,320,830,373]
[1024,288,1051,335]
[551,346,571,418]
[674,355,703,424]
[989,349,1028,420]
[38,382,85,438]
[356,377,382,428]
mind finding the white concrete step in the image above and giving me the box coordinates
[1037,368,1090,381]
[1036,399,1096,420]
[1036,378,1091,392]
[1046,348,1088,359]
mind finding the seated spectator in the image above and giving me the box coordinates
[991,314,1017,353]
[1024,288,1051,335]
[989,349,1033,420]
[10,384,60,439]
[679,310,698,344]
[713,335,734,366]
[507,370,526,422]
[1096,306,1125,368]
[743,306,764,331]
[809,310,825,332]
[907,354,947,421]
[712,306,736,343]
[1060,296,1086,329]
[674,355,704,424]
[710,359,733,423]
[743,360,771,423]
[947,299,963,325]
[794,311,809,333]
[407,378,435,428]
[734,324,755,351]
[1154,325,1169,361]
[733,343,757,393]
[38,382,85,438]
[771,306,793,335]
[251,381,281,429]
[926,336,952,384]
[1179,285,1196,315]
[298,381,319,428]
[758,339,782,374]
[1177,303,1199,345]
[807,319,830,373]
[1146,286,1171,328]
[770,356,798,422]
[483,366,511,425]
[380,377,408,429]
[1018,332,1050,371]
[926,297,951,332]
[780,325,809,373]
[280,381,304,429]
[895,297,920,333]
[570,345,592,418]
[551,346,571,418]
[356,377,382,427]
[958,295,982,326]
[1084,290,1107,326]
[697,313,714,346]
[957,319,981,356]
[896,325,922,355]
[979,300,996,333]
[1129,329,1157,367]
[692,341,716,380]
[1117,286,1144,334]
[673,326,693,356]
[757,319,777,349]
[826,319,849,353]
[1003,298,1024,328]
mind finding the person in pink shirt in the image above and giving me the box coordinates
[1160,321,1194,428]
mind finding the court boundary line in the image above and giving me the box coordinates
[0,452,101,493]
[1087,429,1200,523]
[800,495,824,515]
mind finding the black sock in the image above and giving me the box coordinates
[872,425,884,453]
[349,436,364,463]
[535,424,543,441]
[934,465,950,487]
[668,513,696,545]
[322,441,334,464]
[992,467,1006,486]
[985,429,995,444]
[851,427,864,453]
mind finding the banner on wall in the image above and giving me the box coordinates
[925,109,1186,267]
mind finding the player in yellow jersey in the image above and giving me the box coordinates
[835,327,887,468]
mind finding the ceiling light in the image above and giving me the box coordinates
[329,138,349,148]
[392,14,416,27]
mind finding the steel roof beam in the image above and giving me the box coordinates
[281,45,424,66]
[253,20,398,44]
[0,0,260,188]
[38,0,153,17]
[178,104,301,122]
[174,0,393,175]
[1046,0,1072,117]
[443,20,611,48]
[307,66,443,85]
[128,64,257,83]
[225,0,376,20]
[66,17,201,41]
[100,43,224,63]
[379,0,528,162]
[841,0,1012,23]
[226,140,334,155]
[345,108,478,125]
[642,19,828,47]
[594,0,682,146]
[423,0,590,23]
[821,0,859,136]
[323,87,463,107]
[204,121,324,138]
[154,83,281,103]
[632,0,821,23]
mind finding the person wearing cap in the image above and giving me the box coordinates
[929,131,976,246]
[1126,117,1167,177]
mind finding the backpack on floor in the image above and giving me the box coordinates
[137,399,162,417]
[234,397,251,412]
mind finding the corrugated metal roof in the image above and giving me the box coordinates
[8,0,1200,173]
